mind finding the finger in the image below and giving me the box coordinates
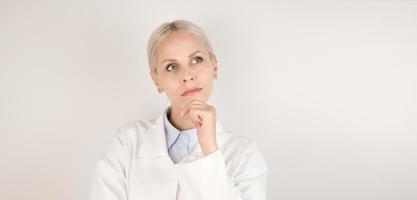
[183,99,203,110]
[185,105,207,119]
[183,99,206,112]
[187,107,207,124]
[181,100,198,117]
[190,118,202,128]
[181,101,209,117]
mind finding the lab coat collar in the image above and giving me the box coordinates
[137,106,225,159]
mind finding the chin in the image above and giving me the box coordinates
[175,96,207,106]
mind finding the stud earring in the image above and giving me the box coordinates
[158,88,164,94]
[214,74,218,79]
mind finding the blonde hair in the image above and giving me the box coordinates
[147,19,216,73]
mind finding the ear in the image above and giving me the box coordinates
[150,70,160,89]
[211,55,218,73]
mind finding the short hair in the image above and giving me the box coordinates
[147,19,216,73]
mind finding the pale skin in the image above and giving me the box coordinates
[150,31,219,156]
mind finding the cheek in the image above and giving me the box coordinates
[201,77,214,94]
[165,84,180,95]
[200,71,214,83]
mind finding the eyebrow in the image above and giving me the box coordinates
[160,50,202,66]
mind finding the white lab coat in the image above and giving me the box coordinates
[89,109,268,200]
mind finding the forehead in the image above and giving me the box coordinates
[156,31,207,61]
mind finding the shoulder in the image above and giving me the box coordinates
[117,118,155,134]
[112,117,160,145]
[217,130,268,178]
[219,130,261,155]
[218,130,266,169]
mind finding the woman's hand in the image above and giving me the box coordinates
[180,99,218,156]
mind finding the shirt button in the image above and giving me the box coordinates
[177,147,183,151]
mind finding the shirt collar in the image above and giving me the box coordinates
[163,106,197,148]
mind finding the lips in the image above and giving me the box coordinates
[181,87,202,96]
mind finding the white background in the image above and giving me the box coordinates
[1,0,416,199]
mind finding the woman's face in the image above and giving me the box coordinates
[150,31,218,108]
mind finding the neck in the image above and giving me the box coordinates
[168,105,196,131]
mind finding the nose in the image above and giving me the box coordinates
[181,68,195,83]
[182,76,194,83]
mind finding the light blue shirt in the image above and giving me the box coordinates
[163,107,198,163]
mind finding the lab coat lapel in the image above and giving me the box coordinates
[129,112,178,199]
[137,112,170,159]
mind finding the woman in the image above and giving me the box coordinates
[89,19,268,200]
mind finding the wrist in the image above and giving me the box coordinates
[201,143,218,156]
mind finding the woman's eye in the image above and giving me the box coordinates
[165,63,176,71]
[193,56,203,64]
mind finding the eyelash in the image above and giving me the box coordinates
[165,56,204,72]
